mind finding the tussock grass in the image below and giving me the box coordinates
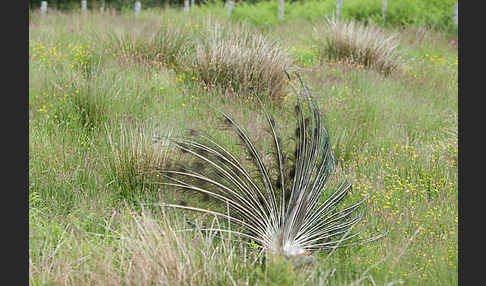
[107,20,195,68]
[106,17,293,101]
[314,17,405,75]
[71,87,109,130]
[106,122,173,198]
[191,21,293,100]
[120,212,255,285]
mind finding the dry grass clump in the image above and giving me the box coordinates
[314,17,405,75]
[121,212,253,285]
[191,21,293,100]
[106,123,173,194]
[107,23,195,68]
[29,210,257,286]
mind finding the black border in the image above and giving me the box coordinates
[8,0,28,284]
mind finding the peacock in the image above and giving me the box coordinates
[157,73,379,263]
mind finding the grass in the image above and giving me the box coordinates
[105,121,172,200]
[190,20,292,100]
[29,6,457,285]
[313,17,405,75]
[106,15,292,100]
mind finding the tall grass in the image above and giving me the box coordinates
[29,208,413,285]
[105,122,172,199]
[191,20,292,100]
[314,17,405,75]
[29,206,310,285]
[106,18,196,68]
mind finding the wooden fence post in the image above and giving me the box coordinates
[453,2,458,25]
[81,0,87,13]
[382,0,387,22]
[227,0,235,17]
[336,0,342,18]
[278,0,284,20]
[134,1,141,16]
[184,0,189,14]
[40,1,47,14]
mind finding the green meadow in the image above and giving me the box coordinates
[29,3,457,285]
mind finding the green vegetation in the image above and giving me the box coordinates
[222,0,457,33]
[29,4,457,285]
